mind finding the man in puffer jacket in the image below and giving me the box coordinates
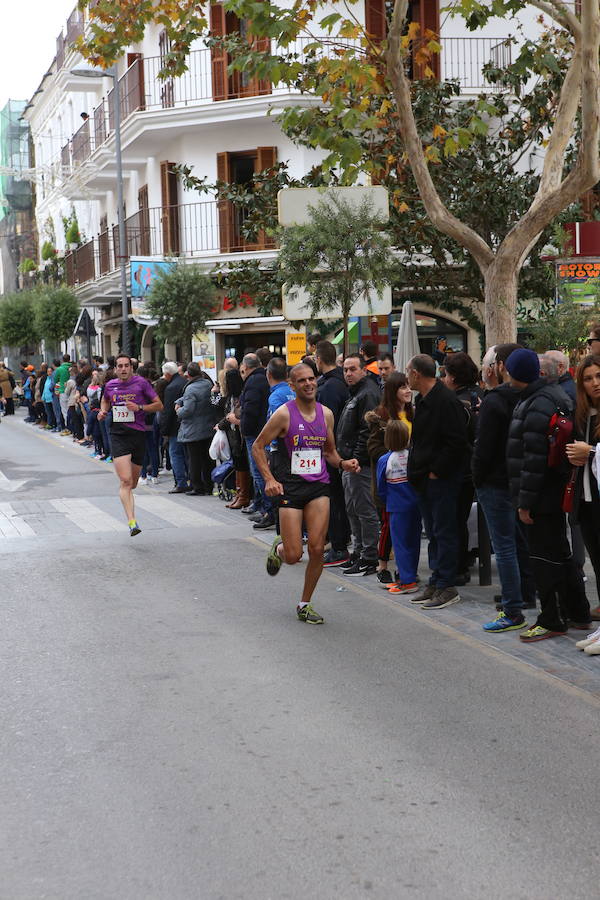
[505,347,591,642]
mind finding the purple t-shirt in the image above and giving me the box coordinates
[104,375,158,432]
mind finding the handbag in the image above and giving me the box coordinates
[561,468,577,514]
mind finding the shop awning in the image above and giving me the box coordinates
[332,320,359,345]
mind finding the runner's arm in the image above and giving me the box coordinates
[252,406,290,494]
[322,407,360,473]
[125,395,162,413]
[98,394,111,420]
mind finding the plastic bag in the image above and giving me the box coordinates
[209,428,231,462]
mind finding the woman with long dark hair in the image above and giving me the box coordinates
[219,368,250,508]
[366,371,414,587]
[566,353,600,633]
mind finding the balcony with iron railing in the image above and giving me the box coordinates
[58,35,511,172]
[63,199,275,288]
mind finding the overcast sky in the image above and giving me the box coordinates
[0,0,76,111]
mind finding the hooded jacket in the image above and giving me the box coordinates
[506,378,572,513]
[175,376,215,442]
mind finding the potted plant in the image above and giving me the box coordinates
[65,218,81,250]
[19,258,37,276]
[41,240,57,261]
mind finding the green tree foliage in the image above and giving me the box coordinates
[145,261,217,357]
[0,292,40,349]
[278,193,394,355]
[523,296,600,356]
[34,287,80,348]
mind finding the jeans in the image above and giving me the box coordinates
[168,435,189,488]
[417,476,461,589]
[476,484,523,618]
[246,437,272,514]
[327,464,351,552]
[342,468,380,562]
[44,401,56,428]
[52,393,63,429]
[99,414,112,456]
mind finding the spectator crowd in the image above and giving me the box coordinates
[4,324,600,654]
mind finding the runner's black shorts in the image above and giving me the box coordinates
[110,426,147,466]
[278,478,330,510]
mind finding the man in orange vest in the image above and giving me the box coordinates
[360,340,380,384]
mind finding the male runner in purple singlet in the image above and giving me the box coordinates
[252,363,360,623]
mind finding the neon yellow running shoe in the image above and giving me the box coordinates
[297,603,324,624]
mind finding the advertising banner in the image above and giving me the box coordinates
[130,258,175,324]
[556,260,600,305]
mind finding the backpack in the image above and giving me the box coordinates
[547,408,573,468]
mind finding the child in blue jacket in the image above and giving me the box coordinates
[376,419,421,594]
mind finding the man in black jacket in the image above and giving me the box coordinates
[407,354,470,609]
[336,354,381,576]
[316,340,351,566]
[240,353,272,527]
[473,343,533,632]
[160,361,189,494]
[505,348,591,642]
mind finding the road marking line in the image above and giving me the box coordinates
[0,502,36,537]
[135,495,216,528]
[50,498,123,533]
[0,470,27,492]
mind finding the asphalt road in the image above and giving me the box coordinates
[1,411,600,900]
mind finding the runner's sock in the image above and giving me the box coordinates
[297,601,308,609]
[128,518,137,528]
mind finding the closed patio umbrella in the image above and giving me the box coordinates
[394,300,420,374]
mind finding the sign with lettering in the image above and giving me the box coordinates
[557,260,600,305]
[286,331,307,365]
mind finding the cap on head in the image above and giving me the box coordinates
[505,348,540,384]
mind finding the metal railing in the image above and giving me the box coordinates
[59,35,511,170]
[63,200,270,286]
[441,37,511,91]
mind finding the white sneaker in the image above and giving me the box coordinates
[138,477,147,486]
[575,627,600,650]
[584,641,600,656]
[147,476,156,484]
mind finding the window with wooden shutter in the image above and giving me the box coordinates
[98,213,110,274]
[255,147,277,248]
[217,148,277,252]
[217,152,233,251]
[160,161,180,254]
[124,53,145,118]
[210,4,228,101]
[365,0,386,42]
[138,185,150,255]
[410,0,440,80]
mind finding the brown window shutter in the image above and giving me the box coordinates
[216,152,233,252]
[412,0,440,79]
[138,185,150,255]
[256,35,271,96]
[160,161,180,254]
[210,4,228,101]
[365,0,386,42]
[256,147,277,248]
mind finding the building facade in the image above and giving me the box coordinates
[22,1,543,366]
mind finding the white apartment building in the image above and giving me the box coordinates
[23,1,540,367]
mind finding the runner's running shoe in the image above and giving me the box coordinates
[266,535,283,576]
[129,520,141,537]
[297,604,324,624]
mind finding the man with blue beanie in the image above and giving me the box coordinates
[505,348,591,641]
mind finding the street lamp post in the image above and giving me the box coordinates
[70,64,129,354]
